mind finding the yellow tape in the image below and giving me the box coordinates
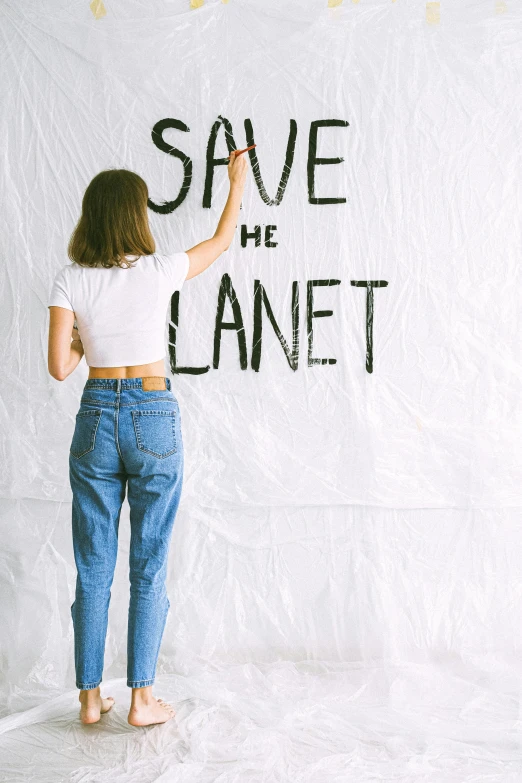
[90,0,106,19]
[426,1,440,24]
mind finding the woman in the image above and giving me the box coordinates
[47,152,248,726]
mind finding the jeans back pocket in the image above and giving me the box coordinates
[70,409,102,459]
[132,410,177,458]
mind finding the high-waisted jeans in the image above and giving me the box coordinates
[68,377,184,690]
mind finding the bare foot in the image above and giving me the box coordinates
[128,695,175,727]
[78,687,115,725]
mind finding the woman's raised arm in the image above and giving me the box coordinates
[184,151,248,280]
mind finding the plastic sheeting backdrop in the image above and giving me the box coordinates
[1,0,521,780]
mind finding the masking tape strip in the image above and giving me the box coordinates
[90,0,106,18]
[426,1,440,24]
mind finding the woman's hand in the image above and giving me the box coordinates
[227,151,248,190]
[71,323,82,345]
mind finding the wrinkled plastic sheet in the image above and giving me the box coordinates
[2,659,522,782]
[1,0,522,779]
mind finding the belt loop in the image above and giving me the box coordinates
[116,378,121,393]
[166,378,171,391]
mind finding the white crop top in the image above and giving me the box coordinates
[48,252,190,367]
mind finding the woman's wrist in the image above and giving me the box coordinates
[214,184,244,248]
[227,178,245,202]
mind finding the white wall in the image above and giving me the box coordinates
[0,0,520,717]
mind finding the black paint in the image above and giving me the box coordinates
[350,280,388,374]
[149,116,350,211]
[152,116,387,375]
[240,225,279,248]
[308,120,349,205]
[244,118,297,205]
[252,280,299,372]
[307,279,341,366]
[241,225,262,248]
[148,118,192,214]
[168,291,210,375]
[203,115,242,209]
[169,276,388,375]
[213,273,248,370]
[264,226,277,247]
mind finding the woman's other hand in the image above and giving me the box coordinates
[71,324,82,345]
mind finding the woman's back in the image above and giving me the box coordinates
[48,252,189,368]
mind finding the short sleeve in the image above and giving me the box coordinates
[48,266,74,311]
[157,252,190,293]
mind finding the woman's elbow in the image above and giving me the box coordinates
[48,362,67,381]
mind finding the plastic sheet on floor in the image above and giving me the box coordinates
[1,660,522,782]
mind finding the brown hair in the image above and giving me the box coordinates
[67,169,156,269]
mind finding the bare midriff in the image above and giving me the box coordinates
[88,357,166,380]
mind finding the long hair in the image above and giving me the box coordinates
[68,169,156,269]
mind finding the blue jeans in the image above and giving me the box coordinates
[68,377,184,690]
